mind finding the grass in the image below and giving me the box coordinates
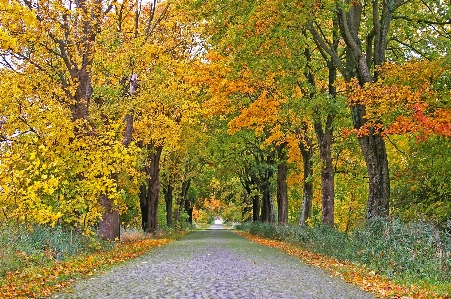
[0,223,104,277]
[237,218,451,297]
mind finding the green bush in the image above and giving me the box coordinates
[238,218,451,284]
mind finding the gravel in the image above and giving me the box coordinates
[51,225,378,299]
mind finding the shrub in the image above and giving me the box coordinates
[0,222,104,276]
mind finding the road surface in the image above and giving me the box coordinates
[51,225,378,299]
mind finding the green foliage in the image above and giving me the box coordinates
[391,136,451,223]
[0,222,110,277]
[239,218,451,285]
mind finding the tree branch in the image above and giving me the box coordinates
[308,22,347,80]
[390,37,431,59]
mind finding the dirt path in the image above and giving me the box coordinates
[51,225,378,299]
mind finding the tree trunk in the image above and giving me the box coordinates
[98,105,135,239]
[139,144,163,234]
[314,59,337,228]
[252,195,260,222]
[269,194,275,223]
[240,172,260,222]
[164,183,173,227]
[260,183,274,223]
[299,132,314,226]
[174,202,180,223]
[146,144,162,233]
[277,158,288,224]
[356,124,390,219]
[180,180,191,223]
[242,193,252,222]
[184,197,193,224]
[98,194,120,240]
[337,3,392,220]
[146,175,160,233]
[139,184,148,231]
[315,115,335,227]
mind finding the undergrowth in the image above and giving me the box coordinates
[0,222,192,278]
[237,218,451,294]
[0,223,109,277]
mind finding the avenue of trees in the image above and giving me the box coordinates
[1,0,450,239]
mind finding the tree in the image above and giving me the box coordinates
[183,0,345,226]
[0,0,202,238]
[93,0,203,233]
[0,0,139,238]
[305,0,398,220]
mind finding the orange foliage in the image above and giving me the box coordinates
[347,60,451,138]
[228,91,283,134]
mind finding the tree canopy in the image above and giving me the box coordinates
[1,0,450,238]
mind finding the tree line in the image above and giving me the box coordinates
[0,0,450,239]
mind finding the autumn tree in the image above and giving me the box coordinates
[346,59,451,224]
[160,121,206,227]
[0,0,140,239]
[332,0,449,219]
[0,0,202,238]
[306,0,432,220]
[182,0,349,226]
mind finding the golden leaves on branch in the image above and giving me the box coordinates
[0,0,203,232]
[228,90,282,134]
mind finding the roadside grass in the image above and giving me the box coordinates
[0,223,189,299]
[237,219,451,299]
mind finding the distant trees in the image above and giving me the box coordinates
[1,0,450,237]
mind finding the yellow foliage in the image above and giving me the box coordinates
[0,0,204,234]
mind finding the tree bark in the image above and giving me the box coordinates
[139,184,148,231]
[276,144,288,223]
[260,182,275,223]
[240,177,254,222]
[241,169,260,222]
[163,182,173,227]
[356,125,390,219]
[98,194,120,240]
[139,143,163,234]
[315,115,334,227]
[269,194,275,223]
[146,144,162,233]
[298,129,314,226]
[242,193,252,222]
[337,3,391,220]
[303,40,337,227]
[314,59,337,228]
[174,197,180,223]
[180,180,191,223]
[252,195,260,222]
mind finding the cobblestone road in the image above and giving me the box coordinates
[51,225,378,299]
